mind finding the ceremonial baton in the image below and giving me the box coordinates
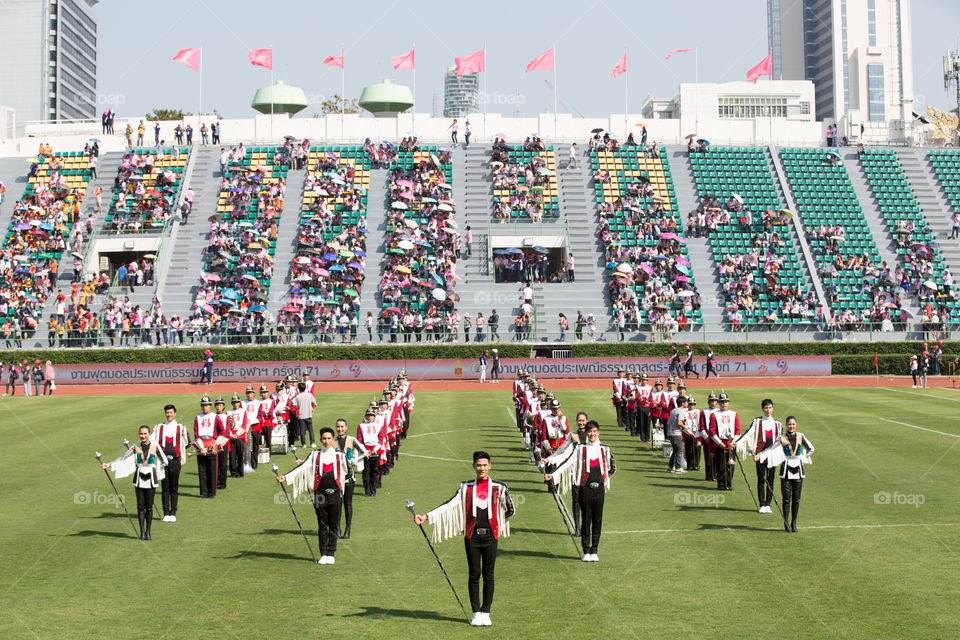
[537,462,582,556]
[734,454,760,511]
[124,439,162,520]
[271,465,318,564]
[94,452,138,537]
[405,500,469,622]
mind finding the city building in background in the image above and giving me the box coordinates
[768,0,913,141]
[442,66,479,118]
[0,0,98,132]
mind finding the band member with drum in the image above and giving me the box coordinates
[708,393,741,490]
[544,420,616,562]
[103,425,168,539]
[277,427,349,564]
[413,451,516,627]
[757,416,814,532]
[739,399,782,513]
[335,417,370,539]
[152,404,188,521]
[193,395,221,498]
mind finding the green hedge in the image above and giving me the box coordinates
[0,342,946,376]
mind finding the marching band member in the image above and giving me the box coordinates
[650,379,665,444]
[277,427,349,564]
[611,368,626,431]
[757,416,814,532]
[227,393,248,478]
[682,396,703,472]
[738,399,782,513]
[335,418,369,539]
[357,408,386,497]
[103,425,168,539]
[699,392,721,482]
[398,371,415,438]
[635,373,653,442]
[513,370,527,430]
[213,397,230,490]
[413,451,515,627]
[301,371,315,396]
[708,393,741,490]
[257,384,279,458]
[544,420,615,562]
[242,386,262,470]
[538,398,570,456]
[152,404,188,522]
[623,372,638,437]
[192,395,223,498]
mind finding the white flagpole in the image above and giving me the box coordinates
[270,47,274,143]
[341,44,345,141]
[694,47,699,137]
[199,48,203,125]
[412,43,416,136]
[553,45,558,140]
[624,53,628,137]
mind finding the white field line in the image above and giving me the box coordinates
[399,452,470,463]
[877,417,960,438]
[606,523,960,534]
[885,388,960,402]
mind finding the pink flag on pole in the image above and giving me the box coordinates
[526,47,554,72]
[746,53,773,81]
[247,48,273,70]
[455,49,485,76]
[665,48,693,60]
[392,48,415,70]
[324,50,344,68]
[172,48,201,71]
[612,52,627,78]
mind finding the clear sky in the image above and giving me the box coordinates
[92,0,960,120]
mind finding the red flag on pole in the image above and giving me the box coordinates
[746,53,773,81]
[455,49,485,76]
[665,48,693,60]
[172,48,201,71]
[611,52,626,78]
[392,48,415,70]
[525,48,554,72]
[247,48,273,70]
[324,50,344,68]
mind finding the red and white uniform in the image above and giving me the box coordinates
[683,407,702,445]
[282,447,349,499]
[661,389,678,419]
[623,378,637,411]
[258,396,279,432]
[709,410,742,448]
[699,407,720,451]
[425,478,515,543]
[358,418,387,464]
[611,376,626,408]
[152,420,188,459]
[193,412,228,450]
[636,381,653,410]
[539,412,570,452]
[650,388,665,423]
[242,398,262,433]
[227,407,248,442]
[741,415,782,457]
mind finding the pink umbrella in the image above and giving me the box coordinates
[638,264,655,275]
[202,273,221,282]
[396,179,414,188]
[315,268,329,276]
[661,232,687,244]
[676,257,691,266]
[676,275,691,282]
[198,303,216,314]
[399,191,414,199]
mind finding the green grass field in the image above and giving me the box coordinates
[1,385,958,639]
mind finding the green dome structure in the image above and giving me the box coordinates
[358,79,414,117]
[251,80,308,116]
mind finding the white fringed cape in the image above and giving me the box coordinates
[756,433,814,469]
[283,449,348,500]
[545,442,612,495]
[107,445,168,485]
[425,480,512,544]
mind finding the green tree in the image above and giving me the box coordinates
[320,95,359,115]
[145,108,191,121]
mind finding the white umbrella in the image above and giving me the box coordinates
[404,219,417,228]
[615,263,633,273]
[732,193,743,205]
[923,280,938,290]
[677,290,695,298]
[397,240,415,250]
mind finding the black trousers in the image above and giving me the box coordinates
[341,480,355,533]
[781,477,802,526]
[261,425,273,452]
[714,449,734,490]
[464,532,497,614]
[161,456,181,514]
[614,403,625,430]
[314,491,341,555]
[683,361,699,378]
[638,407,651,441]
[704,445,716,480]
[684,437,702,470]
[136,487,155,537]
[571,485,581,534]
[229,439,245,477]
[197,452,217,497]
[217,449,228,489]
[249,431,262,469]
[705,361,718,378]
[579,484,605,554]
[299,417,314,446]
[625,407,637,435]
[362,458,379,496]
[756,461,776,507]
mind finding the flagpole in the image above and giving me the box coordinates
[694,47,699,138]
[270,47,274,143]
[341,44,345,142]
[199,48,203,127]
[624,53,628,138]
[412,42,416,136]
[483,42,487,143]
[553,44,558,141]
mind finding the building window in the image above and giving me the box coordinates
[799,101,811,115]
[717,96,788,119]
[867,0,877,46]
[867,63,885,122]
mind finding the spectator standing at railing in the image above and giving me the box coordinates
[466,226,473,258]
[489,310,500,342]
[558,313,568,342]
[566,254,575,282]
[449,118,458,145]
[136,121,145,145]
[185,124,193,145]
[200,123,209,145]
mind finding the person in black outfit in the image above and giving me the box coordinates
[335,418,370,539]
[545,420,616,562]
[152,404,189,521]
[102,425,167,540]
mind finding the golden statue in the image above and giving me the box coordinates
[926,106,959,141]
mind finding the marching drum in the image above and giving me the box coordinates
[271,424,288,454]
[258,445,271,464]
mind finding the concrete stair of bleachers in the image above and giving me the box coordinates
[767,146,828,313]
[161,146,222,317]
[896,148,960,278]
[667,146,726,332]
[357,167,388,328]
[266,168,307,315]
[842,149,920,318]
[0,157,31,235]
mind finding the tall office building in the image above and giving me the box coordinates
[442,66,479,118]
[0,0,98,129]
[768,0,913,137]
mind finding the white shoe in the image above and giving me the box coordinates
[480,613,492,626]
[170,515,176,522]
[582,553,590,562]
[317,556,328,565]
[161,515,170,522]
[470,612,482,626]
[591,554,599,562]
[327,555,335,565]
[676,468,688,474]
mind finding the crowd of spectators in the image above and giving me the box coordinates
[491,135,553,222]
[103,147,185,233]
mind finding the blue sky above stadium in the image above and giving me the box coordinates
[94,0,960,120]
